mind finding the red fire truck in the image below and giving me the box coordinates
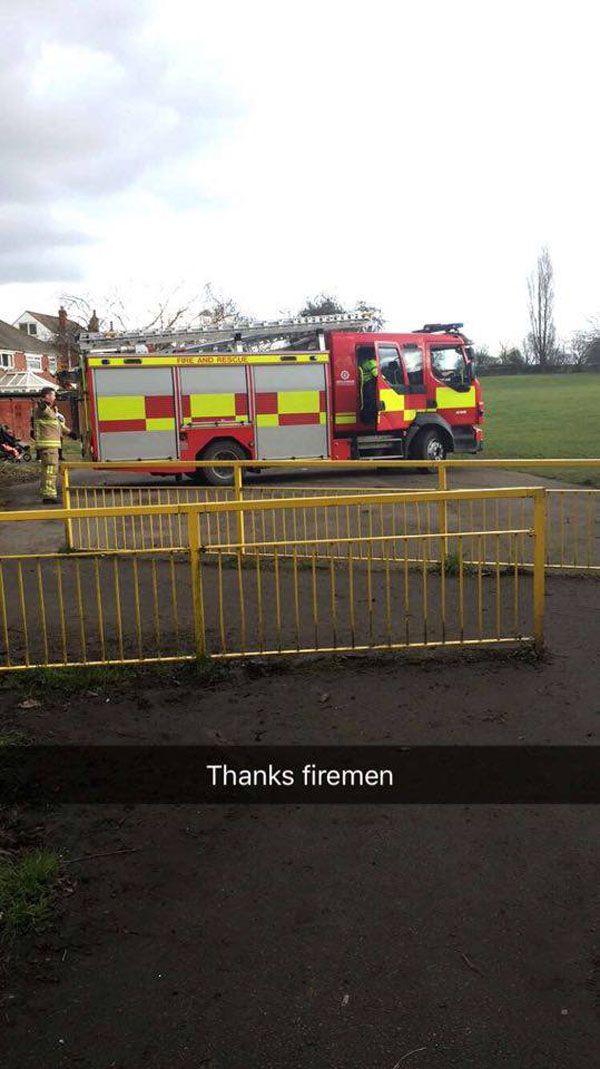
[80,315,483,484]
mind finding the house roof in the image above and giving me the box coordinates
[0,319,51,355]
[0,369,55,395]
[25,311,82,336]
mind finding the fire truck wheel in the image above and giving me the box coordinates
[199,440,247,486]
[416,427,447,462]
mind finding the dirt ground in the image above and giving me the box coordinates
[1,469,599,1068]
[0,567,598,1069]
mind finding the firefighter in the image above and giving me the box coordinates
[357,345,379,424]
[32,387,76,504]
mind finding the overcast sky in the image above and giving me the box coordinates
[0,0,598,350]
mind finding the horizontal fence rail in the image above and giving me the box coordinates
[60,459,600,573]
[0,487,545,671]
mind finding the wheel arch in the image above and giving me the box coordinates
[195,434,251,461]
[406,414,454,457]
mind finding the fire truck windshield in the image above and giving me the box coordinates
[430,346,469,386]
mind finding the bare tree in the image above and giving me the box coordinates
[196,283,245,327]
[60,282,247,335]
[526,247,557,368]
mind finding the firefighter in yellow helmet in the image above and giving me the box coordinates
[32,387,75,504]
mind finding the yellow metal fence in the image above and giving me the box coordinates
[61,459,600,572]
[0,487,545,671]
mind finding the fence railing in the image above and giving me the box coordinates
[60,458,599,572]
[0,487,545,671]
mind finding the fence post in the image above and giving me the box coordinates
[437,463,448,561]
[187,508,207,658]
[234,463,245,555]
[532,489,546,653]
[62,464,73,551]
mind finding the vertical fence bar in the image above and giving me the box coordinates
[113,557,124,662]
[274,548,282,652]
[330,554,337,650]
[293,547,300,651]
[17,562,30,667]
[62,465,73,550]
[56,555,67,662]
[234,465,245,556]
[188,509,207,658]
[0,562,10,666]
[217,553,227,654]
[533,489,546,652]
[92,558,105,663]
[36,561,49,665]
[75,559,87,663]
[132,557,143,660]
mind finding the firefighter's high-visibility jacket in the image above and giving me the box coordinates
[32,403,67,449]
[358,358,378,405]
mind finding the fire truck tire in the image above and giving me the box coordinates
[198,439,248,486]
[415,427,448,462]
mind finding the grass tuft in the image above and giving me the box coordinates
[8,657,228,697]
[0,850,60,941]
[0,730,27,747]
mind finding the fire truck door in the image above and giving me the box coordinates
[253,364,328,459]
[93,367,178,460]
[376,342,406,430]
[376,342,428,430]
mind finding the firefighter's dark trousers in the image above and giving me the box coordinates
[39,448,60,501]
[360,380,378,425]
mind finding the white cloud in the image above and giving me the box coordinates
[0,0,599,347]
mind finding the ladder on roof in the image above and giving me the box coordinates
[78,311,377,354]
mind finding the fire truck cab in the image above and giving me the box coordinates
[82,320,483,484]
[329,324,482,463]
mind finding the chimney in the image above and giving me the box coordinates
[88,309,100,332]
[58,306,68,333]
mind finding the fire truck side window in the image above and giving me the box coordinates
[402,345,424,389]
[378,344,406,393]
[431,346,469,386]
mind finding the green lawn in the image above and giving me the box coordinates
[481,373,600,485]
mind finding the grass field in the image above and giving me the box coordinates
[481,372,600,485]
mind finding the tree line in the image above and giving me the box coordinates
[61,253,599,376]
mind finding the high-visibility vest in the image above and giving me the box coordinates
[359,358,378,403]
[32,403,63,449]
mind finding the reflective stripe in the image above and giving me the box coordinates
[379,388,406,412]
[97,392,181,434]
[88,353,330,367]
[97,395,146,421]
[277,390,321,415]
[255,388,325,428]
[335,413,356,425]
[146,418,176,432]
[190,393,237,419]
[379,387,419,422]
[436,386,476,408]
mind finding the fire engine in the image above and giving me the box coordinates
[79,314,483,485]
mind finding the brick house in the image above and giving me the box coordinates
[0,319,68,441]
[12,307,82,371]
